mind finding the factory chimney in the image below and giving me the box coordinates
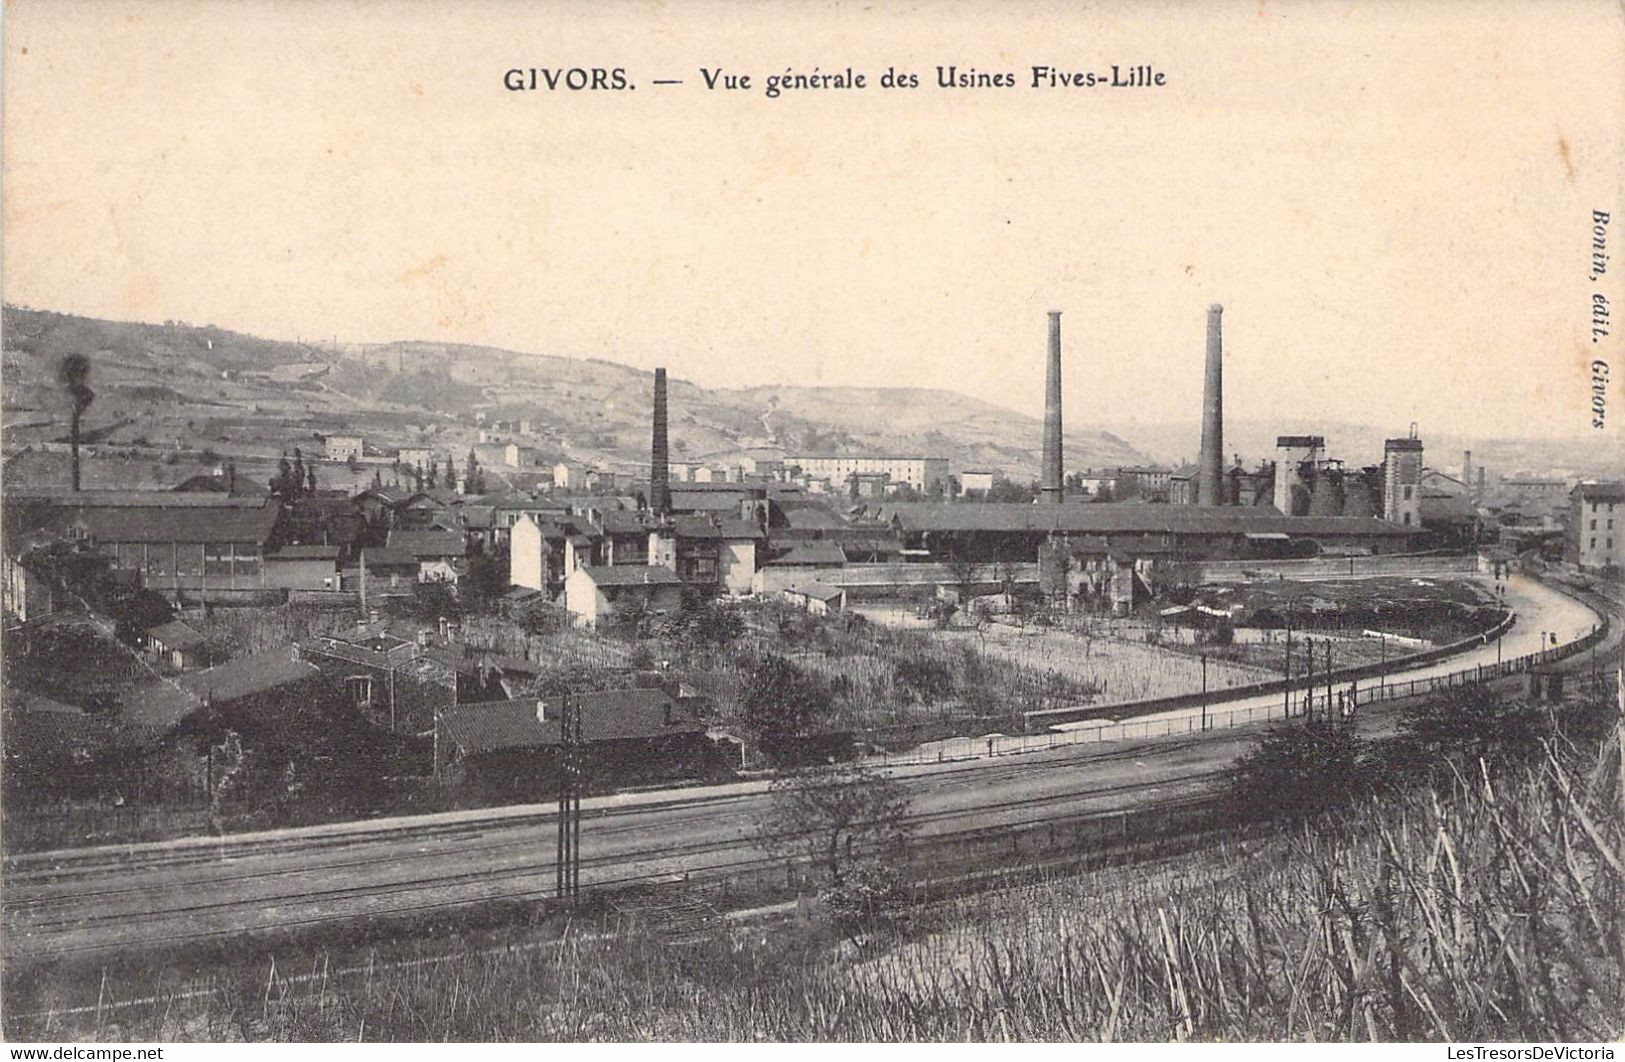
[1196,304,1225,506]
[650,367,671,516]
[1040,311,1064,505]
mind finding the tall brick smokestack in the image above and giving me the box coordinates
[1040,311,1064,505]
[1196,304,1225,506]
[650,367,671,516]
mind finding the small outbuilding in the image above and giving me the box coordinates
[145,619,209,671]
[782,582,846,616]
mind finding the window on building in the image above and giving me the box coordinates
[1590,538,1597,549]
[346,675,374,707]
[1592,519,1598,530]
[1403,486,1413,500]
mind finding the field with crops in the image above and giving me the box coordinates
[461,601,1095,733]
[937,622,1268,707]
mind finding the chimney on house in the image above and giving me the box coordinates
[1040,311,1064,505]
[1462,450,1473,493]
[1196,304,1225,506]
[651,367,671,516]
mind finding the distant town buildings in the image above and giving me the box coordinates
[783,455,949,495]
[959,470,996,495]
[325,435,364,462]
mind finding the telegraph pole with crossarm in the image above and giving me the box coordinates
[556,694,582,903]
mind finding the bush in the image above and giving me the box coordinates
[742,654,830,750]
[1393,685,1553,774]
[1228,719,1373,821]
[893,656,953,703]
[819,859,911,939]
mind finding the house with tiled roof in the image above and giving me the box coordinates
[564,564,682,628]
[663,514,764,595]
[144,619,209,671]
[386,529,469,583]
[119,646,321,734]
[434,687,714,788]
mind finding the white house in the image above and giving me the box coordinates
[398,447,436,470]
[959,470,996,495]
[325,435,364,462]
[564,565,683,628]
[510,514,550,591]
[505,443,544,469]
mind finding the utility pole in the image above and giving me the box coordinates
[1305,638,1315,721]
[1283,601,1293,719]
[556,694,582,903]
[1325,639,1333,722]
[1200,652,1208,732]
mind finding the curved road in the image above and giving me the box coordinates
[1,572,1610,962]
[1134,573,1602,726]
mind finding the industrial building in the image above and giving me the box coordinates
[853,305,1423,574]
[874,502,1418,564]
[4,490,281,599]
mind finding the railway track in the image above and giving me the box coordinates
[3,745,1229,960]
[8,573,1613,966]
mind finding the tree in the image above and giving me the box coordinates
[741,653,829,751]
[1227,719,1371,821]
[444,454,457,490]
[57,352,94,492]
[759,759,914,886]
[944,552,983,620]
[462,546,511,610]
[270,452,296,499]
[1393,685,1552,773]
[684,600,744,646]
[1148,552,1202,604]
[987,477,1038,503]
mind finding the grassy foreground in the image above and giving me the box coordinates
[15,714,1624,1042]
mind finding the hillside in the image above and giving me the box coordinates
[0,306,1147,492]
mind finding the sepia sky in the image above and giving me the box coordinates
[3,0,1622,441]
